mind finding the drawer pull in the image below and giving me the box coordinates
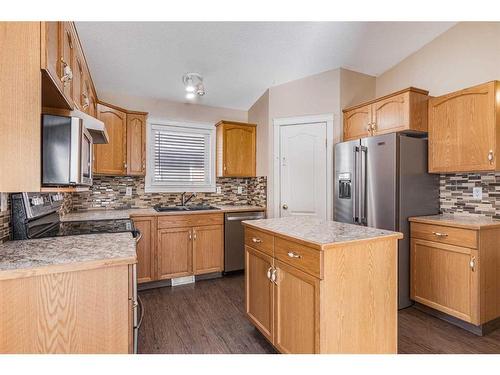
[252,237,262,243]
[432,232,448,237]
[287,251,302,259]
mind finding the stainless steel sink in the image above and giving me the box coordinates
[186,205,219,211]
[153,205,219,212]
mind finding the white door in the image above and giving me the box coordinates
[279,122,327,219]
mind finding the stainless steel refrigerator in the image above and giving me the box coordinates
[334,132,439,309]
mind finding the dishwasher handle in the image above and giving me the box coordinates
[226,214,265,221]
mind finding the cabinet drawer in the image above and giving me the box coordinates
[410,222,477,249]
[274,237,322,279]
[157,213,223,229]
[245,228,274,256]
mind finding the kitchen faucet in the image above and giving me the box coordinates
[180,192,196,206]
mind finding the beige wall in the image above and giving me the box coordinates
[248,90,270,177]
[340,68,376,110]
[376,22,500,97]
[99,91,248,124]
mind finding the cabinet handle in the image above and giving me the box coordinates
[266,266,273,281]
[271,268,277,284]
[470,257,476,272]
[223,164,227,171]
[287,251,301,259]
[432,232,448,238]
[252,237,262,243]
[188,232,192,240]
[488,150,494,164]
[193,231,197,240]
[371,123,377,132]
[60,58,73,86]
[82,93,90,109]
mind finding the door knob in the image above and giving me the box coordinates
[282,204,288,210]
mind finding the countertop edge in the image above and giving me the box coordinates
[408,216,500,230]
[243,221,403,249]
[0,255,137,281]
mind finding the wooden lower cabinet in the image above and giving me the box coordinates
[409,217,500,330]
[193,225,224,275]
[157,227,193,280]
[273,260,320,354]
[0,264,134,353]
[245,246,274,342]
[132,216,156,283]
[244,227,398,354]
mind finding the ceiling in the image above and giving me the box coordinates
[76,22,455,110]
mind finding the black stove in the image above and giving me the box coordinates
[11,193,137,240]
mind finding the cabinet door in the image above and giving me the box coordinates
[157,227,193,280]
[41,22,62,91]
[343,104,372,141]
[222,124,256,177]
[126,114,147,176]
[59,22,74,102]
[72,53,83,110]
[372,92,409,135]
[429,82,496,173]
[193,225,224,275]
[245,246,274,342]
[95,104,127,175]
[133,217,156,283]
[274,260,320,354]
[411,239,479,324]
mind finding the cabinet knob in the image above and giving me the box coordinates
[488,150,494,164]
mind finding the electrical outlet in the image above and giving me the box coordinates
[125,187,133,197]
[237,186,243,194]
[216,186,221,194]
[0,193,7,212]
[473,187,483,200]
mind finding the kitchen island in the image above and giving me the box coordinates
[0,233,137,354]
[242,216,403,354]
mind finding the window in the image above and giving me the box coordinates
[145,121,216,192]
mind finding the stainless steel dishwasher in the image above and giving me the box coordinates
[224,211,265,273]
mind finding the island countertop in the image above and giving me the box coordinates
[0,232,137,281]
[61,205,266,222]
[242,216,403,250]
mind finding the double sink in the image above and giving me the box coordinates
[153,204,220,212]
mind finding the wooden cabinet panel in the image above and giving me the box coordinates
[95,103,127,175]
[133,217,156,283]
[410,222,478,249]
[72,52,83,110]
[216,121,256,177]
[274,260,319,354]
[429,81,498,173]
[41,22,62,92]
[157,213,223,229]
[245,246,274,342]
[193,225,224,275]
[411,238,478,324]
[343,104,372,141]
[157,227,193,280]
[274,237,322,279]
[126,114,147,176]
[244,227,274,256]
[371,92,409,134]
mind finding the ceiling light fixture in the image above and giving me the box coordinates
[182,73,206,100]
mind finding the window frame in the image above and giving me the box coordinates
[145,119,216,193]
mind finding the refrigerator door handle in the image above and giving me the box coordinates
[360,145,368,225]
[352,146,359,223]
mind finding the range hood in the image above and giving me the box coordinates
[73,109,109,144]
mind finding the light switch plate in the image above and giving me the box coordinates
[473,187,483,200]
[216,186,221,194]
[0,193,7,212]
[125,187,133,197]
[237,186,243,194]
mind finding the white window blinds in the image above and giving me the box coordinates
[147,123,215,192]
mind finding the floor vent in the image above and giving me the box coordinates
[171,275,195,286]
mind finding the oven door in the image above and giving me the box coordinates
[80,127,93,186]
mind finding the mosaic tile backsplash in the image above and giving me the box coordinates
[71,176,267,211]
[440,173,500,219]
[0,204,10,244]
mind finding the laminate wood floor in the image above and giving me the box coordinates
[138,274,500,354]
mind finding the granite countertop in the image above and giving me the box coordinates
[242,216,402,249]
[409,214,500,230]
[61,205,266,222]
[0,232,137,280]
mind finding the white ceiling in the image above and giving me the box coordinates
[76,22,455,110]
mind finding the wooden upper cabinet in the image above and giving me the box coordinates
[343,104,372,140]
[428,81,500,173]
[216,121,257,177]
[60,23,74,103]
[72,52,83,110]
[126,113,148,176]
[95,103,127,175]
[343,87,429,141]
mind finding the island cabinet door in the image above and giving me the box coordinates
[273,260,320,354]
[157,227,193,280]
[245,246,274,343]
